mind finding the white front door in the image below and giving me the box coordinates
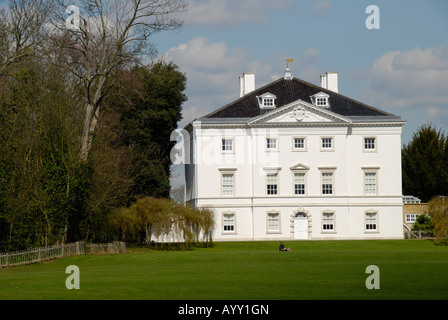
[294,217,308,240]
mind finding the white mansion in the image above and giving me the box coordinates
[184,68,405,241]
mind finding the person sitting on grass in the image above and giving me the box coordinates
[279,242,291,251]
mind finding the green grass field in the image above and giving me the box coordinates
[0,240,447,300]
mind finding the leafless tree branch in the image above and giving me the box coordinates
[43,0,186,162]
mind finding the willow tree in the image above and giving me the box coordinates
[428,196,448,245]
[111,197,215,248]
[46,0,187,161]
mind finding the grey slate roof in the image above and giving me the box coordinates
[200,77,403,122]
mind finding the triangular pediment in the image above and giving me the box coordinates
[290,163,310,171]
[248,99,351,125]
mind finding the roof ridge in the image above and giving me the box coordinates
[290,77,395,117]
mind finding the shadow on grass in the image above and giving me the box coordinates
[126,241,215,252]
[431,238,448,246]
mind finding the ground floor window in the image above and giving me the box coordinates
[405,214,420,223]
[223,212,236,233]
[322,211,335,231]
[267,211,280,233]
[365,211,378,231]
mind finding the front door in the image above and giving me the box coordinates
[294,214,308,240]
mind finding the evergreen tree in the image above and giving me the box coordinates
[110,61,187,199]
[402,124,448,202]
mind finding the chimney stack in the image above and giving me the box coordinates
[239,72,255,97]
[320,71,338,93]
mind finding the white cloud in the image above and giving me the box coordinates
[359,44,448,110]
[164,37,322,128]
[164,37,249,126]
[165,37,248,74]
[182,0,298,27]
[392,46,448,71]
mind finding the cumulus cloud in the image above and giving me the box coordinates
[182,0,298,27]
[166,37,247,75]
[165,37,249,100]
[360,44,448,112]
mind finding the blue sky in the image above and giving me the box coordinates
[151,0,448,188]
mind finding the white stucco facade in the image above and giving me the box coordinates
[184,73,405,241]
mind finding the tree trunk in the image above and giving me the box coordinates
[80,103,101,162]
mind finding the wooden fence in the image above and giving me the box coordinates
[404,230,435,239]
[0,241,126,268]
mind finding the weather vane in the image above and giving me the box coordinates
[284,59,294,80]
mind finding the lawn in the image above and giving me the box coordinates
[0,240,447,300]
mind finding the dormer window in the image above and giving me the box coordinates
[316,97,328,106]
[311,92,330,108]
[257,92,277,109]
[264,98,275,107]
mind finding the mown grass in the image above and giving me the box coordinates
[0,240,447,300]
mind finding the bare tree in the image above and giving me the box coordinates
[0,0,51,76]
[45,0,187,161]
[170,185,185,204]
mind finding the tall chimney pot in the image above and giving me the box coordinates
[239,73,255,97]
[320,71,338,93]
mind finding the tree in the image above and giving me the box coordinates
[0,0,188,250]
[108,61,187,198]
[0,56,86,250]
[46,0,187,162]
[428,196,448,245]
[412,213,434,234]
[81,99,134,242]
[0,0,51,76]
[111,197,215,248]
[402,124,448,202]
